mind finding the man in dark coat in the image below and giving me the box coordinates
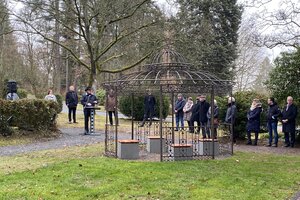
[282,96,298,147]
[66,85,78,124]
[140,90,156,127]
[174,93,186,131]
[267,97,281,147]
[190,97,201,133]
[81,87,98,135]
[225,97,237,142]
[246,99,262,145]
[198,95,210,138]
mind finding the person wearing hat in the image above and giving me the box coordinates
[246,99,262,145]
[81,86,98,135]
[175,93,186,131]
[198,94,210,138]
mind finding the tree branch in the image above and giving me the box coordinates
[99,50,153,73]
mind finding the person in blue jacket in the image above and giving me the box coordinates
[175,94,186,131]
[246,99,262,145]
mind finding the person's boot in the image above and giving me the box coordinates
[272,143,277,147]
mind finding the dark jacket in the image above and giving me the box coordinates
[81,93,98,109]
[175,99,186,116]
[282,104,298,133]
[267,103,281,123]
[66,91,78,108]
[225,103,237,123]
[144,95,156,113]
[190,101,201,122]
[199,101,210,123]
[246,107,262,132]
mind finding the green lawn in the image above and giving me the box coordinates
[0,144,299,200]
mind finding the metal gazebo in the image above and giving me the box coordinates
[103,49,234,161]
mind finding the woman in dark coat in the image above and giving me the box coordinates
[282,96,298,147]
[246,99,262,145]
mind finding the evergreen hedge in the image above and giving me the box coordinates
[0,99,60,134]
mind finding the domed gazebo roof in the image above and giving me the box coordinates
[104,49,232,94]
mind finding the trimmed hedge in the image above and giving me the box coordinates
[55,94,63,113]
[96,89,106,106]
[119,94,170,120]
[17,88,28,99]
[0,99,60,133]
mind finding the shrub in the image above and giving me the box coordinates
[96,89,106,106]
[0,115,13,136]
[0,99,59,132]
[55,94,63,113]
[119,94,170,120]
[17,88,28,99]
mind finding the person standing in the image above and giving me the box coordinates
[282,96,298,147]
[106,89,117,125]
[44,89,57,102]
[225,97,237,142]
[140,90,156,127]
[190,97,201,133]
[207,100,219,139]
[183,97,194,132]
[246,99,262,145]
[81,87,98,135]
[175,94,186,131]
[66,85,78,124]
[199,95,210,138]
[266,97,281,147]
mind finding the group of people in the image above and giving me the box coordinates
[45,86,117,135]
[174,94,236,139]
[247,96,298,147]
[45,86,299,147]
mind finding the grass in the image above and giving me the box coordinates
[0,144,299,200]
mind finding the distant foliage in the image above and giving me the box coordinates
[96,89,106,106]
[17,88,28,99]
[119,95,170,121]
[55,94,63,114]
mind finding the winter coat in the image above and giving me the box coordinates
[66,91,78,108]
[175,99,186,117]
[106,94,116,112]
[190,101,201,122]
[267,103,281,123]
[207,106,219,128]
[144,95,156,113]
[225,103,237,123]
[81,93,98,109]
[183,101,193,121]
[199,101,210,123]
[282,104,298,133]
[246,106,262,133]
[44,94,57,102]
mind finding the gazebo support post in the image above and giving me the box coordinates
[131,93,134,140]
[230,90,234,155]
[171,92,175,144]
[160,85,163,162]
[114,86,118,158]
[104,89,109,154]
[210,85,215,159]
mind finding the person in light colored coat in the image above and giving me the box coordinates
[183,97,193,132]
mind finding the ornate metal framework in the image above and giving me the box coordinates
[103,49,234,161]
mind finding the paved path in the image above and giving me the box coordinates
[0,128,107,157]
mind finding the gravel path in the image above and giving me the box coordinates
[234,143,300,155]
[0,128,107,157]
